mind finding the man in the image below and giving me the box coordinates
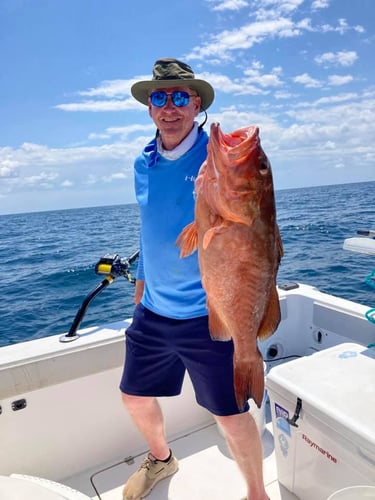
[120,58,269,500]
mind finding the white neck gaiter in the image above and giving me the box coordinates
[157,122,198,160]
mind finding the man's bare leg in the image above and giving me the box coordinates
[121,393,170,460]
[215,412,269,500]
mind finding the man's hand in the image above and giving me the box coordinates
[134,279,145,304]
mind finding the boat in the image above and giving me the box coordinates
[1,233,375,500]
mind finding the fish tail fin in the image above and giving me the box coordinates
[234,352,264,409]
[176,222,198,257]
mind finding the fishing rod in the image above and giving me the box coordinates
[59,250,139,343]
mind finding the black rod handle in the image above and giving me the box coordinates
[65,277,113,339]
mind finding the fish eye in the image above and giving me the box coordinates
[259,160,269,175]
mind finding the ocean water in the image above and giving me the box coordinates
[1,181,374,347]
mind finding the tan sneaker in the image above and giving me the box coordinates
[122,452,178,499]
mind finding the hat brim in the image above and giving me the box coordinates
[131,78,214,111]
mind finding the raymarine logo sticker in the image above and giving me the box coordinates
[302,434,338,463]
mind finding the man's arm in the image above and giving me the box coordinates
[134,279,144,304]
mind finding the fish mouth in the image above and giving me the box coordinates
[209,123,261,177]
[210,122,259,151]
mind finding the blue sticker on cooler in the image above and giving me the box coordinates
[275,403,291,436]
[278,433,289,457]
[339,351,358,359]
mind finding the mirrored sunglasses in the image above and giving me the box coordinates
[149,90,197,108]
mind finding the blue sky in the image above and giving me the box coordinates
[0,0,374,215]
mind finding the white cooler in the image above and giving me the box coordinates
[266,343,375,500]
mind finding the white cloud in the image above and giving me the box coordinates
[61,180,74,187]
[0,142,139,179]
[327,74,353,86]
[22,171,59,188]
[334,161,345,169]
[187,18,301,61]
[88,133,111,140]
[198,97,375,188]
[102,172,129,182]
[106,124,156,138]
[79,79,134,98]
[206,0,248,11]
[295,92,358,107]
[186,10,362,64]
[193,63,283,97]
[55,98,141,112]
[252,0,304,21]
[0,164,17,178]
[311,0,330,10]
[55,76,151,113]
[243,63,283,88]
[55,77,143,113]
[197,71,269,95]
[320,18,365,35]
[89,124,155,141]
[315,50,358,67]
[274,90,296,99]
[293,73,322,88]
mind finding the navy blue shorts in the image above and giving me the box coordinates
[120,304,249,416]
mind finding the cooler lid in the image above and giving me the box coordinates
[266,343,375,450]
[0,475,67,499]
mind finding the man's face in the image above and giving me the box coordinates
[148,86,201,150]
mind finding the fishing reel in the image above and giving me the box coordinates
[95,253,136,283]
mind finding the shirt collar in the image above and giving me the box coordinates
[157,122,199,160]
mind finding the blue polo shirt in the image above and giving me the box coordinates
[134,129,208,319]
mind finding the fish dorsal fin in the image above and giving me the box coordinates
[176,222,198,258]
[257,286,281,340]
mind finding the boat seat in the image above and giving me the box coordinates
[0,474,90,499]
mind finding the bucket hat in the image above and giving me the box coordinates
[131,58,214,111]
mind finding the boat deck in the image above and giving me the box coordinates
[5,284,375,499]
[62,403,298,500]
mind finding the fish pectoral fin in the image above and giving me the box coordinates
[202,221,230,250]
[176,222,198,257]
[234,354,264,409]
[258,286,281,340]
[202,228,216,250]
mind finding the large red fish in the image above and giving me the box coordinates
[177,123,283,409]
